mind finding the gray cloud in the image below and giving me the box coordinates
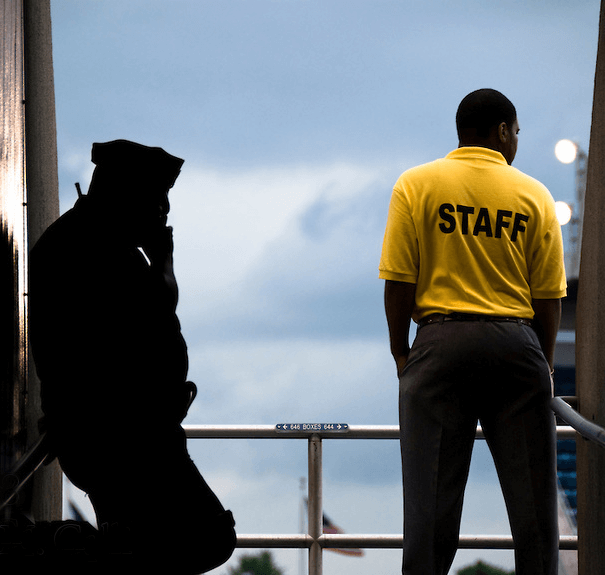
[180,177,392,342]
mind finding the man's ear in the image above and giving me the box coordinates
[497,121,509,143]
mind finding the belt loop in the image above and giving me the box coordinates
[439,315,445,325]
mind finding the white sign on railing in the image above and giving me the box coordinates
[275,423,349,433]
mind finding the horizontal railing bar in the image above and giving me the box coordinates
[321,534,401,548]
[237,534,313,548]
[0,433,50,513]
[183,424,576,441]
[551,396,605,448]
[459,535,577,551]
[184,424,278,438]
[183,424,402,439]
[235,534,578,551]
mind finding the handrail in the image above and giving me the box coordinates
[184,424,580,559]
[551,396,605,448]
[235,533,579,551]
[0,433,50,513]
[182,423,577,440]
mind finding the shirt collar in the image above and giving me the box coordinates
[446,146,508,165]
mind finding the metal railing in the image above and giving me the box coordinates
[1,397,603,574]
[184,420,580,575]
[551,396,605,448]
[0,433,50,514]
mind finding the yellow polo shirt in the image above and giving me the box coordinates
[379,147,567,322]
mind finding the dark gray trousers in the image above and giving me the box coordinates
[399,320,558,575]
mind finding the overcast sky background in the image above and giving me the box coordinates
[50,1,600,573]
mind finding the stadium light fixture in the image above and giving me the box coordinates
[555,200,572,226]
[555,139,578,164]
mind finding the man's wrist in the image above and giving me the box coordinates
[395,351,410,378]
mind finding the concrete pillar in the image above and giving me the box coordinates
[0,0,61,522]
[23,0,62,521]
[575,2,605,574]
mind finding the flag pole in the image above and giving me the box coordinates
[299,476,306,575]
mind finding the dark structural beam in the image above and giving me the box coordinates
[576,1,605,574]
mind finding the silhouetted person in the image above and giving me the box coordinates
[29,140,235,573]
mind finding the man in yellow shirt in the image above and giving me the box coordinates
[379,89,566,575]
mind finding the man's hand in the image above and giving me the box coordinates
[395,352,410,379]
[140,226,180,303]
[141,225,174,270]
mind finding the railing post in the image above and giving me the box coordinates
[308,434,322,575]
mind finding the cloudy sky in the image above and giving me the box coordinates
[50,1,600,573]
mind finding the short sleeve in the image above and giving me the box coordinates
[528,211,567,299]
[379,178,419,284]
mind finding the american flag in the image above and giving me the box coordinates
[321,509,364,557]
[304,498,364,556]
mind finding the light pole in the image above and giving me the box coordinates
[555,139,588,279]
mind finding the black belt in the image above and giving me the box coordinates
[418,312,533,328]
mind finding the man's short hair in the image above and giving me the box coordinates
[456,89,517,139]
